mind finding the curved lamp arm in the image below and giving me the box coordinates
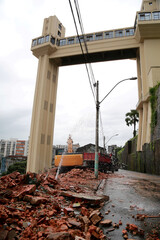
[100,77,137,105]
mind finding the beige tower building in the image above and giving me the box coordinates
[27,17,65,173]
[27,0,160,173]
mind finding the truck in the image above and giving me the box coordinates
[54,152,114,173]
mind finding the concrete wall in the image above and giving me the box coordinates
[118,138,160,175]
[118,85,160,175]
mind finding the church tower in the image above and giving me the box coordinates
[67,135,73,153]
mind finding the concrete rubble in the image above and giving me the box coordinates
[0,168,109,240]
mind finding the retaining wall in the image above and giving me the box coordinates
[118,138,160,175]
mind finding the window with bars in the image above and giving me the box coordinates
[38,37,45,44]
[105,31,113,39]
[95,33,103,40]
[76,36,84,43]
[125,28,134,36]
[138,12,151,20]
[32,39,37,47]
[45,35,49,42]
[59,39,66,46]
[115,30,124,38]
[152,11,160,20]
[67,38,75,45]
[86,35,94,41]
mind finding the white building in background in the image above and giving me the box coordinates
[0,138,29,158]
[0,138,17,157]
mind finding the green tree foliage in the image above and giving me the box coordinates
[149,83,160,134]
[116,146,123,152]
[125,109,139,137]
[2,161,27,175]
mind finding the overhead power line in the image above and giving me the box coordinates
[68,0,96,102]
[74,0,96,87]
[68,0,106,145]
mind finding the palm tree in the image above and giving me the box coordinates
[125,110,139,137]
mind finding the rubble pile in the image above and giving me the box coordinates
[0,169,109,239]
[58,168,107,194]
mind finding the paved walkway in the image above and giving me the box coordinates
[101,170,160,240]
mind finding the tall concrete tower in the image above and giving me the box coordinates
[27,16,65,173]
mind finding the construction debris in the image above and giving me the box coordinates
[122,223,145,238]
[0,168,109,239]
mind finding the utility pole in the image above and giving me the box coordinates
[103,136,106,153]
[94,77,137,179]
[95,81,99,178]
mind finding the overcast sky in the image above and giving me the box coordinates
[0,0,142,148]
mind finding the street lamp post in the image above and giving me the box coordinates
[94,81,99,178]
[94,77,137,178]
[106,134,119,153]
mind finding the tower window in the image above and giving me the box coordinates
[58,23,62,30]
[50,36,55,45]
[58,31,61,37]
[149,2,152,5]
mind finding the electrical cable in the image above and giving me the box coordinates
[68,0,96,102]
[74,0,96,87]
[68,0,106,146]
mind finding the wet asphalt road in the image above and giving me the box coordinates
[101,169,160,240]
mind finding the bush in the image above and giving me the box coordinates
[5,161,27,175]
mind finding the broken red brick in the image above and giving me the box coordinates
[68,218,82,228]
[90,214,102,225]
[12,184,36,199]
[100,219,112,226]
[88,225,97,233]
[119,220,122,225]
[91,230,100,239]
[81,207,89,216]
[129,224,138,232]
[81,216,90,225]
[63,207,74,215]
[46,232,70,240]
[122,229,128,235]
[123,234,128,239]
[23,195,48,205]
